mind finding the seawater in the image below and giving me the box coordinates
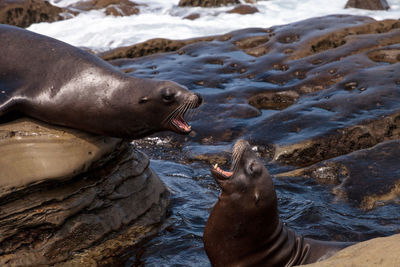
[28,0,400,51]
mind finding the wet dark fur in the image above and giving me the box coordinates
[0,24,202,139]
[204,140,352,267]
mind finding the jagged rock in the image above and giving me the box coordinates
[345,0,390,10]
[0,118,169,266]
[100,35,217,60]
[178,0,239,7]
[0,0,67,28]
[226,4,259,15]
[69,0,140,17]
[276,140,400,210]
[301,234,400,267]
[101,15,400,209]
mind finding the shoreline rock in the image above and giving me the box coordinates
[0,118,169,266]
[0,0,68,28]
[178,0,239,7]
[345,0,390,10]
[300,234,400,267]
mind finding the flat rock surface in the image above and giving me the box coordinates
[0,118,121,197]
[102,14,400,209]
[300,233,400,267]
[0,119,169,266]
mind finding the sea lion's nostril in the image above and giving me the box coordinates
[195,93,203,106]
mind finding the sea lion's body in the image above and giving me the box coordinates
[204,140,352,266]
[0,24,201,139]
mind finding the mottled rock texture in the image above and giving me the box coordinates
[227,4,259,15]
[69,0,140,17]
[178,0,239,7]
[0,0,65,27]
[101,15,400,209]
[301,234,400,267]
[345,0,390,10]
[0,119,169,266]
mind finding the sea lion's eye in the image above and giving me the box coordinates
[162,88,175,103]
[248,162,262,177]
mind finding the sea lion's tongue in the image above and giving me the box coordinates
[172,115,191,132]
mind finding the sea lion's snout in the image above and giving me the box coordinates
[194,92,203,107]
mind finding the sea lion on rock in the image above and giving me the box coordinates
[0,24,202,139]
[204,139,352,267]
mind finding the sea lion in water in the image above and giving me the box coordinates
[204,139,352,267]
[0,24,202,139]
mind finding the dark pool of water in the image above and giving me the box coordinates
[125,158,400,267]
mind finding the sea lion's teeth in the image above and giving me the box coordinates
[188,125,191,129]
[214,163,218,169]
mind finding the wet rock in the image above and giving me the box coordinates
[276,140,400,210]
[226,4,259,15]
[345,0,390,10]
[102,15,400,208]
[302,234,400,267]
[0,0,67,28]
[100,35,217,60]
[184,13,201,20]
[0,118,169,266]
[69,0,140,16]
[178,0,239,7]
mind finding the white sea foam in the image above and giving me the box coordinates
[27,0,400,51]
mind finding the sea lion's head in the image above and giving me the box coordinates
[210,139,277,213]
[204,139,280,266]
[137,80,202,136]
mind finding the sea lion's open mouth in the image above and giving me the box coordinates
[210,139,249,181]
[165,93,202,134]
[211,163,233,180]
[171,114,191,133]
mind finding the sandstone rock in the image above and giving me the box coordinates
[0,0,66,28]
[184,13,201,20]
[300,234,400,267]
[0,118,169,266]
[178,0,239,7]
[276,140,400,210]
[345,0,390,10]
[70,0,140,16]
[227,4,259,15]
[100,35,217,60]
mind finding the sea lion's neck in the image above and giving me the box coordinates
[235,220,310,267]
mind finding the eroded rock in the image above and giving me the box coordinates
[276,140,400,210]
[301,234,400,267]
[0,118,169,266]
[226,4,259,15]
[0,0,67,28]
[345,0,390,10]
[178,0,239,7]
[69,0,140,16]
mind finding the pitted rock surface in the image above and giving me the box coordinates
[178,0,239,7]
[277,140,400,210]
[69,0,140,17]
[0,119,169,266]
[345,0,390,10]
[0,0,67,27]
[101,15,400,208]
